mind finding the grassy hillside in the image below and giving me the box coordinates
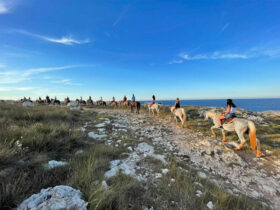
[0,103,271,209]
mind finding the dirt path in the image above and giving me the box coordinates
[91,108,280,209]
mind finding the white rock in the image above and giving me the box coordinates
[161,169,169,174]
[22,101,34,107]
[196,190,202,197]
[44,160,68,170]
[198,171,207,179]
[127,146,133,152]
[17,185,87,210]
[88,131,107,140]
[155,173,163,179]
[171,178,175,182]
[207,201,214,209]
[102,180,108,189]
[75,150,84,155]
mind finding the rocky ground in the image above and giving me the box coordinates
[1,103,279,209]
[87,108,280,209]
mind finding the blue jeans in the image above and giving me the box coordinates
[225,113,236,119]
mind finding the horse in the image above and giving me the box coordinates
[119,100,129,107]
[65,97,70,105]
[36,97,44,104]
[146,103,161,116]
[45,96,51,105]
[110,101,118,107]
[130,101,140,114]
[51,98,60,105]
[170,107,187,128]
[97,100,106,106]
[204,111,262,157]
[76,98,86,105]
[87,97,93,105]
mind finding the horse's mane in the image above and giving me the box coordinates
[206,111,219,118]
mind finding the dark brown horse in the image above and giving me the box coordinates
[51,97,60,105]
[130,101,140,114]
[45,96,51,104]
[36,97,44,104]
[64,97,70,105]
[97,100,106,106]
[87,96,93,105]
[76,97,86,105]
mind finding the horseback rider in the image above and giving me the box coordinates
[150,95,156,108]
[218,99,237,127]
[123,95,127,102]
[172,98,180,113]
[112,96,115,102]
[132,94,135,102]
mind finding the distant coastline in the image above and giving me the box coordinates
[140,98,280,112]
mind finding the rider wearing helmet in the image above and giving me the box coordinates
[150,95,156,107]
[218,99,237,127]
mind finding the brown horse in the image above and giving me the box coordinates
[110,101,118,107]
[119,100,130,108]
[130,101,140,114]
[97,100,106,106]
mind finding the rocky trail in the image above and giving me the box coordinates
[90,108,280,209]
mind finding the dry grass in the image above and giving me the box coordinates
[0,103,273,209]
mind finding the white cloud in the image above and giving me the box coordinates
[179,51,248,61]
[0,0,17,14]
[51,79,82,86]
[0,65,78,84]
[13,30,90,45]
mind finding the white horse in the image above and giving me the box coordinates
[170,107,187,128]
[204,111,262,157]
[146,103,161,116]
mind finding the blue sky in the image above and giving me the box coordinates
[0,0,280,100]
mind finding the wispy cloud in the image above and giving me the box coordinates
[0,63,6,68]
[113,5,130,27]
[221,23,230,32]
[0,86,36,91]
[0,0,19,14]
[13,30,90,45]
[0,65,78,84]
[51,79,82,86]
[179,51,248,61]
[168,59,183,64]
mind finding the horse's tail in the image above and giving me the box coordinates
[248,121,257,149]
[182,109,187,126]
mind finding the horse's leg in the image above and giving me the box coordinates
[235,131,246,151]
[256,138,263,157]
[222,129,227,142]
[178,115,184,128]
[211,126,217,138]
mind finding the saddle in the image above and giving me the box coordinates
[221,116,236,125]
[131,102,135,106]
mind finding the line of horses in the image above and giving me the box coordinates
[110,101,262,158]
[19,96,263,157]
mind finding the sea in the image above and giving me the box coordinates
[140,98,280,112]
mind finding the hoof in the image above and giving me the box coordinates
[222,138,227,142]
[235,146,242,151]
[256,150,263,158]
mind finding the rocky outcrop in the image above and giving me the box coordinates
[18,185,87,210]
